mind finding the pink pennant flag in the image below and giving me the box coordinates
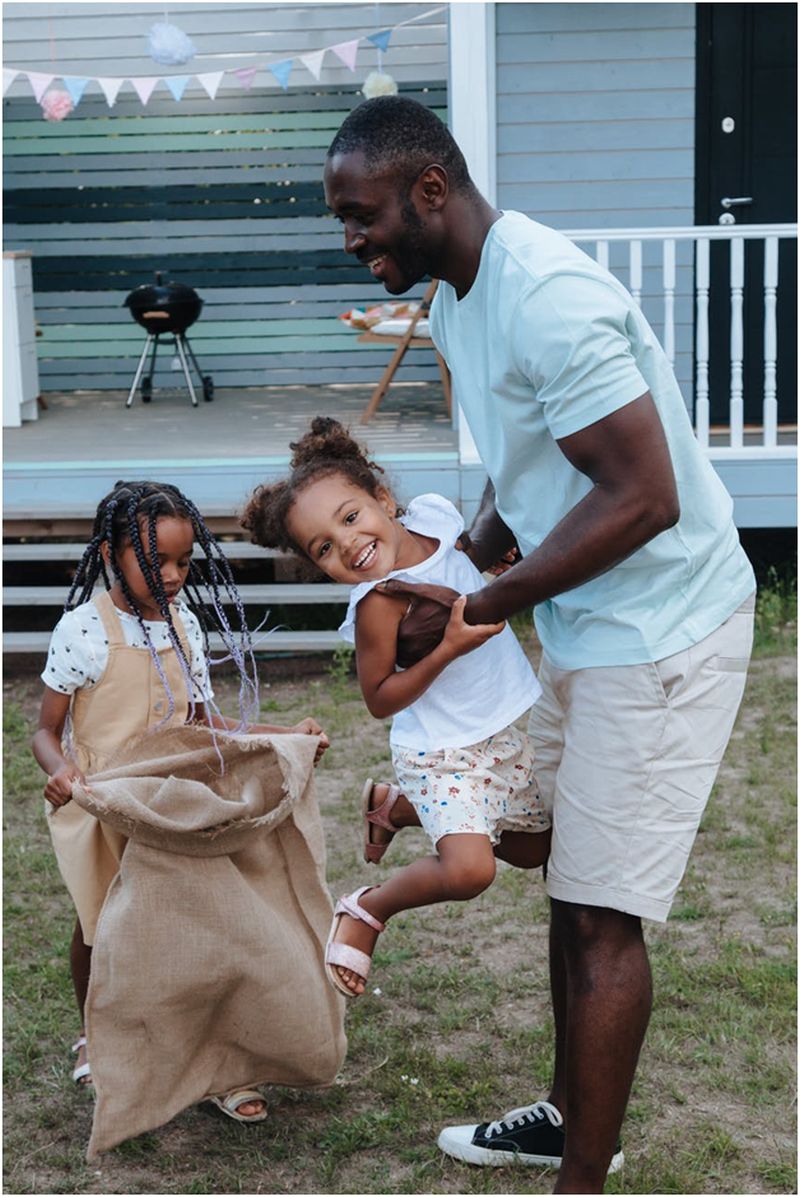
[97,77,124,107]
[3,68,19,96]
[197,71,225,99]
[234,66,258,90]
[330,39,360,72]
[132,76,158,105]
[27,71,55,102]
[299,49,325,81]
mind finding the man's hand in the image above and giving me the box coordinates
[376,578,460,668]
[44,763,88,808]
[457,533,520,576]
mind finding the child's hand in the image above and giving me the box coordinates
[441,595,505,660]
[44,763,89,808]
[290,718,330,763]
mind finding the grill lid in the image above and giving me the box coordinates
[124,272,204,334]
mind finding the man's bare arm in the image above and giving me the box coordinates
[465,391,679,625]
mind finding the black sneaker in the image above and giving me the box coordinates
[437,1100,624,1172]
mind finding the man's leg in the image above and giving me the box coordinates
[549,901,652,1194]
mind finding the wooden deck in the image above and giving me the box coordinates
[3,382,476,534]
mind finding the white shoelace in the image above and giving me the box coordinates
[486,1100,564,1139]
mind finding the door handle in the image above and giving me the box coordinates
[720,196,753,209]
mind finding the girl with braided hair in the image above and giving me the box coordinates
[242,419,549,1001]
[32,480,328,1120]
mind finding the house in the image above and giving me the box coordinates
[2,2,796,652]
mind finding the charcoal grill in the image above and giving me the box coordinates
[123,273,214,407]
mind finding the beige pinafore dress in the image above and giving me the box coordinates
[47,589,193,945]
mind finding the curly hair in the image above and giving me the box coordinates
[326,95,473,195]
[241,417,390,556]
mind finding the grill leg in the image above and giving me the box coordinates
[175,335,198,407]
[125,335,155,408]
[181,334,205,384]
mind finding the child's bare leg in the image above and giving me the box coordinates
[365,781,420,852]
[334,833,496,994]
[70,919,92,1083]
[494,828,551,870]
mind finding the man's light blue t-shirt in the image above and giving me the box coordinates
[430,211,755,669]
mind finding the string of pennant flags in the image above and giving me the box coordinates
[2,6,446,110]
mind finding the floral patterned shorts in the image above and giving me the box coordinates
[392,724,550,849]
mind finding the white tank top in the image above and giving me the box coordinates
[339,494,541,751]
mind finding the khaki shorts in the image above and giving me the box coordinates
[529,594,755,922]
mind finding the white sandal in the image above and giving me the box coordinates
[209,1089,268,1123]
[325,885,385,999]
[71,1035,92,1087]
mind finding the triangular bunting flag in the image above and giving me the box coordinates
[197,71,224,99]
[367,30,392,54]
[64,77,89,106]
[331,40,360,72]
[27,72,55,102]
[165,75,189,101]
[132,76,158,105]
[268,59,293,90]
[234,66,258,90]
[299,49,325,81]
[97,77,124,107]
[3,68,19,96]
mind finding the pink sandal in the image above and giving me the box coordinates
[362,778,402,864]
[325,885,385,999]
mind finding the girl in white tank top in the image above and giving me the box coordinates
[242,418,551,1001]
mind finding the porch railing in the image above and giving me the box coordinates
[565,223,797,453]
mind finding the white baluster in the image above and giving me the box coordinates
[729,237,744,447]
[596,240,609,270]
[629,240,642,306]
[763,236,778,448]
[662,239,676,365]
[695,238,710,447]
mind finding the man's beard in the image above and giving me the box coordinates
[386,197,431,293]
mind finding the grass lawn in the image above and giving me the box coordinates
[3,605,796,1195]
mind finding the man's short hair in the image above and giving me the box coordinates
[327,95,472,193]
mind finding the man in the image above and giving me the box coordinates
[323,96,755,1194]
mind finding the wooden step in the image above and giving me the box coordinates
[3,584,350,606]
[3,629,344,655]
[2,541,281,561]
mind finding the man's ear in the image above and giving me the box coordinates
[415,164,448,211]
[99,540,111,567]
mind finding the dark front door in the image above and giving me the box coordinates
[695,3,797,425]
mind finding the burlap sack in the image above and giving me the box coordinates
[72,724,346,1159]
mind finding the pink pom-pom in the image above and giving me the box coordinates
[41,89,74,122]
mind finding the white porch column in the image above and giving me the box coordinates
[448,1,496,464]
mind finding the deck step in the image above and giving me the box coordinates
[2,541,282,562]
[3,584,350,606]
[3,629,344,655]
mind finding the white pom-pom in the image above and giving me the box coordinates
[148,21,197,66]
[361,71,398,99]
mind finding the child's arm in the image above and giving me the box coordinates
[355,589,505,719]
[193,707,329,761]
[32,688,89,807]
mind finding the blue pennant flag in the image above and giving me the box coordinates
[64,76,89,106]
[268,59,293,90]
[166,75,189,101]
[367,30,392,54]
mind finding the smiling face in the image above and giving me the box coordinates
[286,474,415,584]
[104,515,194,620]
[323,150,434,295]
